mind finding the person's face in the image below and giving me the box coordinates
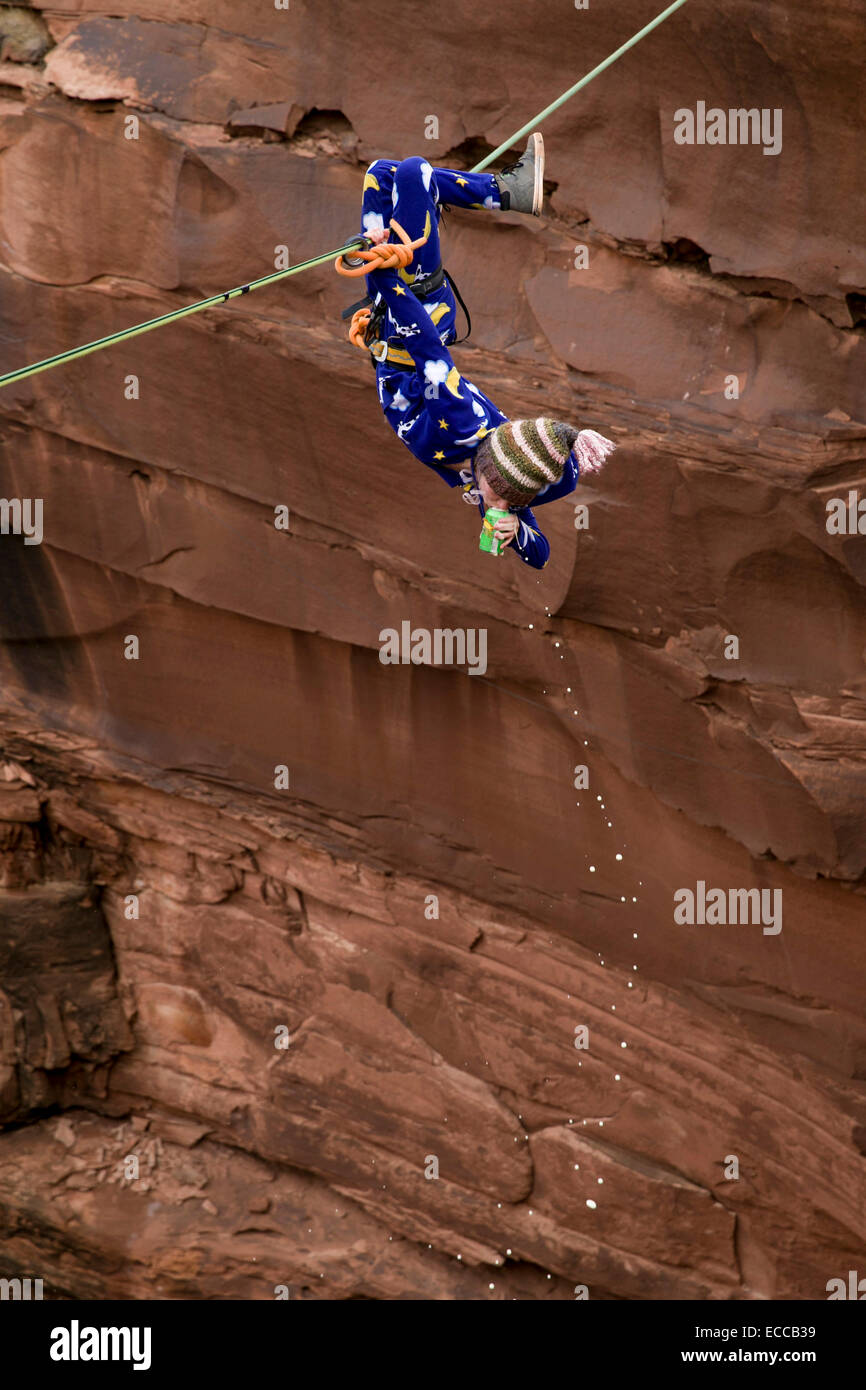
[477,468,508,511]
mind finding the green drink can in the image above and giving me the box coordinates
[479,507,510,556]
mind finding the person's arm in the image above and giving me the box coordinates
[495,506,550,569]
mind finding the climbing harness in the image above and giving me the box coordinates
[341,251,474,366]
[0,0,690,391]
[334,208,473,363]
[439,267,472,344]
[336,216,429,365]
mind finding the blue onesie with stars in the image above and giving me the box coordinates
[360,156,580,570]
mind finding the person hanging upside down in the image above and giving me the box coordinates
[338,133,615,569]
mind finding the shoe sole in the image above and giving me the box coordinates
[529,132,545,215]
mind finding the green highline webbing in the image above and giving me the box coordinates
[472,0,691,171]
[0,0,690,391]
[0,241,368,389]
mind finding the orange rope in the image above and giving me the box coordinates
[348,306,372,351]
[335,218,428,278]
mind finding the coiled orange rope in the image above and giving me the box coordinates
[348,306,373,350]
[334,218,428,278]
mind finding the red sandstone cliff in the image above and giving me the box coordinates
[0,0,864,1299]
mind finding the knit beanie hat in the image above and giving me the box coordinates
[475,418,615,507]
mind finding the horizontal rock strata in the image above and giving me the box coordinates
[0,0,864,1299]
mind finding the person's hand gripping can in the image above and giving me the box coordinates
[479,507,511,556]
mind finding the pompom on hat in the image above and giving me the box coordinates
[475,418,615,507]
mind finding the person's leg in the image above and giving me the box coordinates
[431,166,502,211]
[356,155,447,297]
[388,156,445,279]
[438,133,545,216]
[359,158,398,241]
[355,157,454,341]
[356,154,504,364]
[359,135,542,269]
[367,157,458,342]
[357,160,459,428]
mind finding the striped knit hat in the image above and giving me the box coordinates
[476,418,615,506]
